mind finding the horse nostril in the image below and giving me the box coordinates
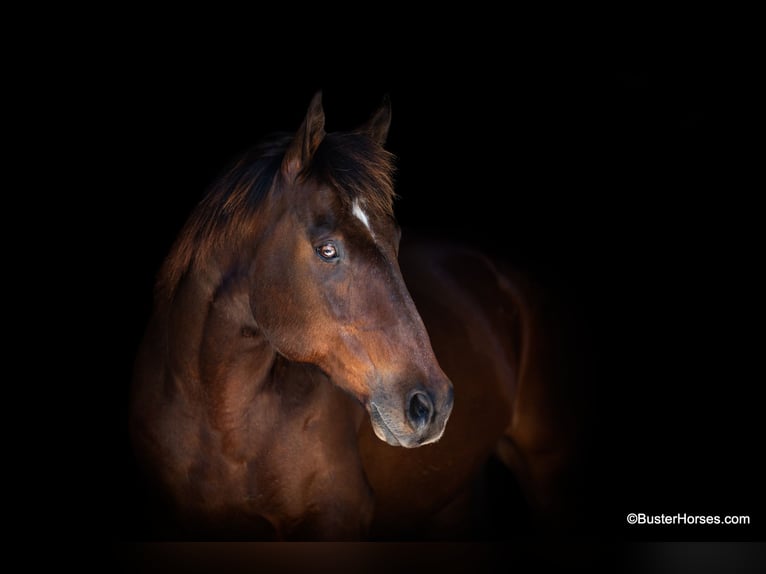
[407,391,433,432]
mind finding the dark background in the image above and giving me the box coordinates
[76,30,762,566]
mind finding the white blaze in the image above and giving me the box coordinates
[352,199,373,234]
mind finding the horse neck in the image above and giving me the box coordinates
[163,264,277,423]
[160,262,368,462]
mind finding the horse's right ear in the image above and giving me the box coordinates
[282,91,326,176]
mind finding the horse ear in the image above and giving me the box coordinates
[359,94,392,145]
[282,91,326,175]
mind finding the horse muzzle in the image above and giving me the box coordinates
[367,384,454,448]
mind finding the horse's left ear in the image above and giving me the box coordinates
[359,94,392,145]
[282,91,326,175]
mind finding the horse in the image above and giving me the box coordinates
[129,92,579,540]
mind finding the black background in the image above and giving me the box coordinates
[64,22,762,570]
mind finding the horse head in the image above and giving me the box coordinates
[249,92,453,447]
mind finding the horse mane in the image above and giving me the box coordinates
[156,130,397,301]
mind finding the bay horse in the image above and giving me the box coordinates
[130,92,578,540]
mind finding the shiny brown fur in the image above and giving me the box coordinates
[130,93,577,540]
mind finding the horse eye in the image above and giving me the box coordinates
[316,242,339,261]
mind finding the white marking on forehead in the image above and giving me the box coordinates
[352,198,373,235]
